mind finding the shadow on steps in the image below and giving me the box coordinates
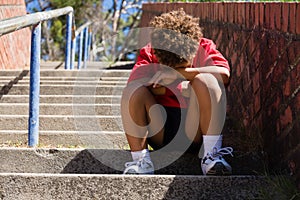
[61,149,265,175]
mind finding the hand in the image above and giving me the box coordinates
[149,86,166,95]
[148,69,178,88]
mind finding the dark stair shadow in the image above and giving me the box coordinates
[61,149,264,175]
[0,70,29,98]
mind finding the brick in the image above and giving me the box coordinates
[223,3,228,22]
[193,3,201,19]
[274,3,281,31]
[234,3,238,24]
[296,3,300,34]
[254,3,260,27]
[229,3,234,23]
[253,70,260,93]
[287,42,298,69]
[265,3,271,29]
[259,3,265,27]
[212,3,216,21]
[0,0,29,69]
[256,112,263,132]
[245,3,250,29]
[254,92,261,114]
[208,3,213,22]
[200,3,206,21]
[184,3,194,16]
[214,3,218,21]
[249,3,256,29]
[289,3,296,34]
[169,2,179,12]
[282,3,289,32]
[280,106,293,127]
[276,121,281,136]
[218,2,223,22]
[238,3,246,26]
[295,90,300,111]
[283,76,291,96]
[201,3,208,21]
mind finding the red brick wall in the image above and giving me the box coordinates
[0,0,31,69]
[140,2,300,185]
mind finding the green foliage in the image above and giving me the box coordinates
[258,174,300,200]
[50,20,63,45]
[49,0,100,26]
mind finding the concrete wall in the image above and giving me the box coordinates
[140,2,300,186]
[0,0,30,69]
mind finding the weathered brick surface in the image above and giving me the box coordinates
[141,2,300,188]
[0,1,30,69]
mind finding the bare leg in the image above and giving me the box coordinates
[185,73,227,141]
[121,85,165,151]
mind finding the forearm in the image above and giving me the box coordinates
[176,66,230,84]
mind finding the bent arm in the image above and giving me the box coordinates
[176,66,230,84]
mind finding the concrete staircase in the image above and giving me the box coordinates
[0,62,273,199]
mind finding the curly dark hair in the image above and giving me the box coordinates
[150,8,203,67]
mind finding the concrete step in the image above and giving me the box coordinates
[0,76,129,81]
[0,76,128,85]
[0,130,126,149]
[0,95,121,104]
[0,147,272,199]
[0,85,125,95]
[0,80,127,86]
[0,69,131,77]
[0,66,274,199]
[0,172,269,200]
[39,61,134,70]
[0,103,121,115]
[0,147,263,176]
[0,115,123,131]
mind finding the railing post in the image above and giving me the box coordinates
[87,31,92,61]
[71,38,76,70]
[83,27,89,69]
[65,12,73,69]
[28,22,41,147]
[77,31,84,69]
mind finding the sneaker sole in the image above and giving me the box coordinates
[124,169,154,175]
[206,162,231,175]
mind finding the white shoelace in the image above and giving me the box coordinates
[124,158,153,169]
[207,147,234,159]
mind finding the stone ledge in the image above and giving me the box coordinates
[0,172,270,200]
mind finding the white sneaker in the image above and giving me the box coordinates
[201,147,233,175]
[123,158,154,174]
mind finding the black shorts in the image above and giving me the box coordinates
[147,106,191,149]
[147,106,201,153]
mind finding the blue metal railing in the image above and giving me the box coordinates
[0,7,92,147]
[71,21,92,69]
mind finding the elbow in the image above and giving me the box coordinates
[221,69,231,86]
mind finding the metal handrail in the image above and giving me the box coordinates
[74,21,92,37]
[0,7,74,147]
[71,21,93,69]
[0,7,73,36]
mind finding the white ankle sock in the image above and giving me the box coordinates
[202,135,223,157]
[131,149,151,161]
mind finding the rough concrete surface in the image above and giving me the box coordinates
[0,173,270,200]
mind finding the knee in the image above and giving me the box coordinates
[191,73,224,97]
[122,85,152,105]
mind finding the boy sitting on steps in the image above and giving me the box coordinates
[121,8,233,175]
